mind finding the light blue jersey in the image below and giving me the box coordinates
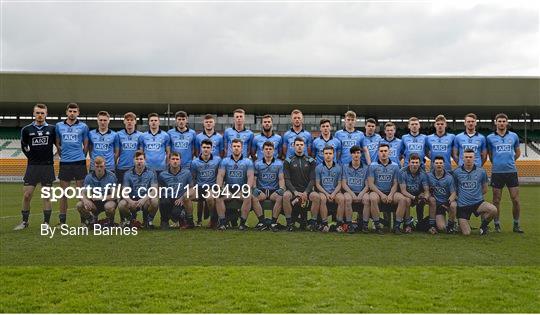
[157,167,193,199]
[380,137,403,166]
[83,170,117,192]
[397,166,429,195]
[138,130,170,172]
[487,131,520,173]
[219,155,254,186]
[401,133,427,167]
[223,127,254,157]
[427,170,455,204]
[453,165,488,207]
[168,128,197,168]
[368,160,400,194]
[254,158,283,190]
[195,131,224,157]
[426,133,455,171]
[335,129,365,164]
[252,133,282,160]
[55,119,89,162]
[191,154,221,186]
[89,129,119,171]
[454,132,487,167]
[117,129,143,171]
[315,162,342,194]
[342,162,369,194]
[362,133,382,165]
[311,135,342,165]
[122,167,157,199]
[283,128,313,158]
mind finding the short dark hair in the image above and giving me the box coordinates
[148,113,159,119]
[366,118,377,125]
[203,114,215,121]
[465,113,477,120]
[262,114,273,121]
[35,103,47,110]
[349,145,362,154]
[97,111,110,118]
[495,113,508,121]
[323,146,334,153]
[294,137,305,144]
[170,152,180,159]
[378,143,390,150]
[263,141,275,149]
[320,118,331,126]
[135,150,145,159]
[464,148,475,154]
[66,103,79,110]
[200,139,213,147]
[231,138,242,145]
[233,108,245,115]
[409,153,420,161]
[175,111,188,118]
[434,156,445,162]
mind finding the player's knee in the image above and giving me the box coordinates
[283,191,292,201]
[369,193,379,203]
[309,192,319,202]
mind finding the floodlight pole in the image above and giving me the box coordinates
[165,104,172,130]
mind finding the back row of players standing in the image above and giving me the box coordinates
[57,109,519,180]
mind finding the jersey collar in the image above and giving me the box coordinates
[263,157,276,165]
[495,130,509,137]
[383,137,396,142]
[465,131,478,138]
[324,161,336,169]
[377,159,391,167]
[63,119,80,126]
[261,132,276,139]
[349,161,363,169]
[149,129,162,136]
[124,128,137,135]
[435,132,447,138]
[132,166,148,176]
[461,164,477,173]
[231,154,244,162]
[319,134,333,141]
[175,127,190,133]
[198,153,214,163]
[32,121,48,127]
[233,126,246,133]
[432,169,447,179]
[290,127,305,134]
[96,129,111,136]
[203,130,218,137]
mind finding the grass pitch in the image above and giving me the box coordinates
[1,183,539,312]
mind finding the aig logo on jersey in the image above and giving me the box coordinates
[322,177,334,185]
[200,170,215,178]
[461,181,477,190]
[463,144,478,152]
[342,140,356,148]
[63,133,78,142]
[261,173,277,180]
[378,174,392,182]
[146,143,161,151]
[94,142,110,151]
[174,141,189,149]
[367,142,379,151]
[407,143,423,151]
[433,186,446,195]
[496,144,512,153]
[432,144,448,152]
[348,177,362,185]
[32,136,49,146]
[123,142,137,150]
[228,170,243,178]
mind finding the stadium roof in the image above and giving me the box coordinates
[1,72,538,118]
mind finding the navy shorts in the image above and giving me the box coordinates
[58,160,87,181]
[116,169,129,184]
[24,164,55,186]
[490,172,519,189]
[435,202,451,216]
[457,201,483,220]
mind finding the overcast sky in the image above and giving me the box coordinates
[1,0,539,76]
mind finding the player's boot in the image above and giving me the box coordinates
[348,223,357,234]
[513,224,524,233]
[374,224,384,235]
[361,223,369,234]
[494,223,501,233]
[145,220,155,229]
[286,224,295,232]
[254,222,267,231]
[393,226,402,234]
[217,223,227,231]
[238,224,248,231]
[428,226,437,235]
[479,226,489,236]
[13,221,29,231]
[307,220,317,232]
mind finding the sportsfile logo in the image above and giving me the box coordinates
[41,183,189,201]
[495,144,512,153]
[31,136,48,146]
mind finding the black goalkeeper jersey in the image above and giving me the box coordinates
[20,122,56,165]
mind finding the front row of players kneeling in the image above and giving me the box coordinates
[76,136,497,236]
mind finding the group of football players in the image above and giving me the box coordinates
[15,102,524,235]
